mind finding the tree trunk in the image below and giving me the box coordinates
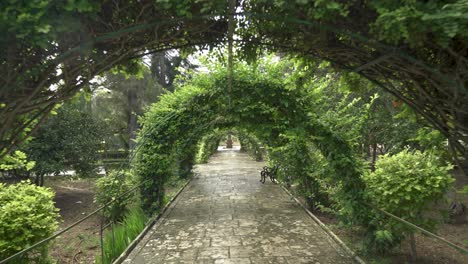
[151,52,184,92]
[34,173,44,186]
[151,53,169,88]
[127,87,138,151]
[449,139,467,177]
[371,142,377,172]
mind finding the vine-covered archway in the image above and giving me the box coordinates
[134,63,369,231]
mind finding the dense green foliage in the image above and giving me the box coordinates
[196,130,224,164]
[0,0,465,259]
[269,136,333,211]
[238,130,265,161]
[370,0,468,47]
[306,70,450,166]
[240,0,468,159]
[23,98,105,184]
[133,55,456,254]
[134,57,370,236]
[94,170,135,221]
[5,96,104,186]
[0,150,35,172]
[0,181,59,262]
[0,0,228,158]
[1,0,466,164]
[363,150,454,252]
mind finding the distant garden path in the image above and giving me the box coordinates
[123,149,355,263]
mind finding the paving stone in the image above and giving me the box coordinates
[249,257,287,264]
[211,236,242,247]
[197,247,229,259]
[232,244,266,257]
[261,244,292,257]
[214,258,251,264]
[123,150,355,263]
[233,226,259,236]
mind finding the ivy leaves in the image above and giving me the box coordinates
[0,151,35,171]
[0,0,99,47]
[371,0,468,47]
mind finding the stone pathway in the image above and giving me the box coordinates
[123,149,355,264]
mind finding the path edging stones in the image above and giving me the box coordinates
[112,178,192,264]
[280,184,366,264]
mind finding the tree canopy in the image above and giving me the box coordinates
[0,0,467,161]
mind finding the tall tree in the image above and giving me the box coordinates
[25,95,105,186]
[150,51,196,92]
[93,70,162,151]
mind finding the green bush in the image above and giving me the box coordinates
[94,170,134,221]
[26,100,105,184]
[0,181,59,262]
[363,149,454,252]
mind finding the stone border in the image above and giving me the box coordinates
[280,185,366,264]
[112,179,191,264]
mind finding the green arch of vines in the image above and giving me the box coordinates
[134,65,369,227]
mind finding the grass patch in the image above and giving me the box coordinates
[95,207,147,264]
[94,176,188,264]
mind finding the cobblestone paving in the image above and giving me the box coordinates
[123,149,354,264]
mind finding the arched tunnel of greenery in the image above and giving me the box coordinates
[135,59,383,249]
[0,1,466,260]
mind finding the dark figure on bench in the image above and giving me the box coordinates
[260,164,279,184]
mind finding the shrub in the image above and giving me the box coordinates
[94,170,134,221]
[26,101,105,184]
[0,181,59,262]
[363,149,454,252]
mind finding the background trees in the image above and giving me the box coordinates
[25,95,105,186]
[92,71,163,152]
[0,50,190,183]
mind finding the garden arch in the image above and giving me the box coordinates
[134,67,369,228]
